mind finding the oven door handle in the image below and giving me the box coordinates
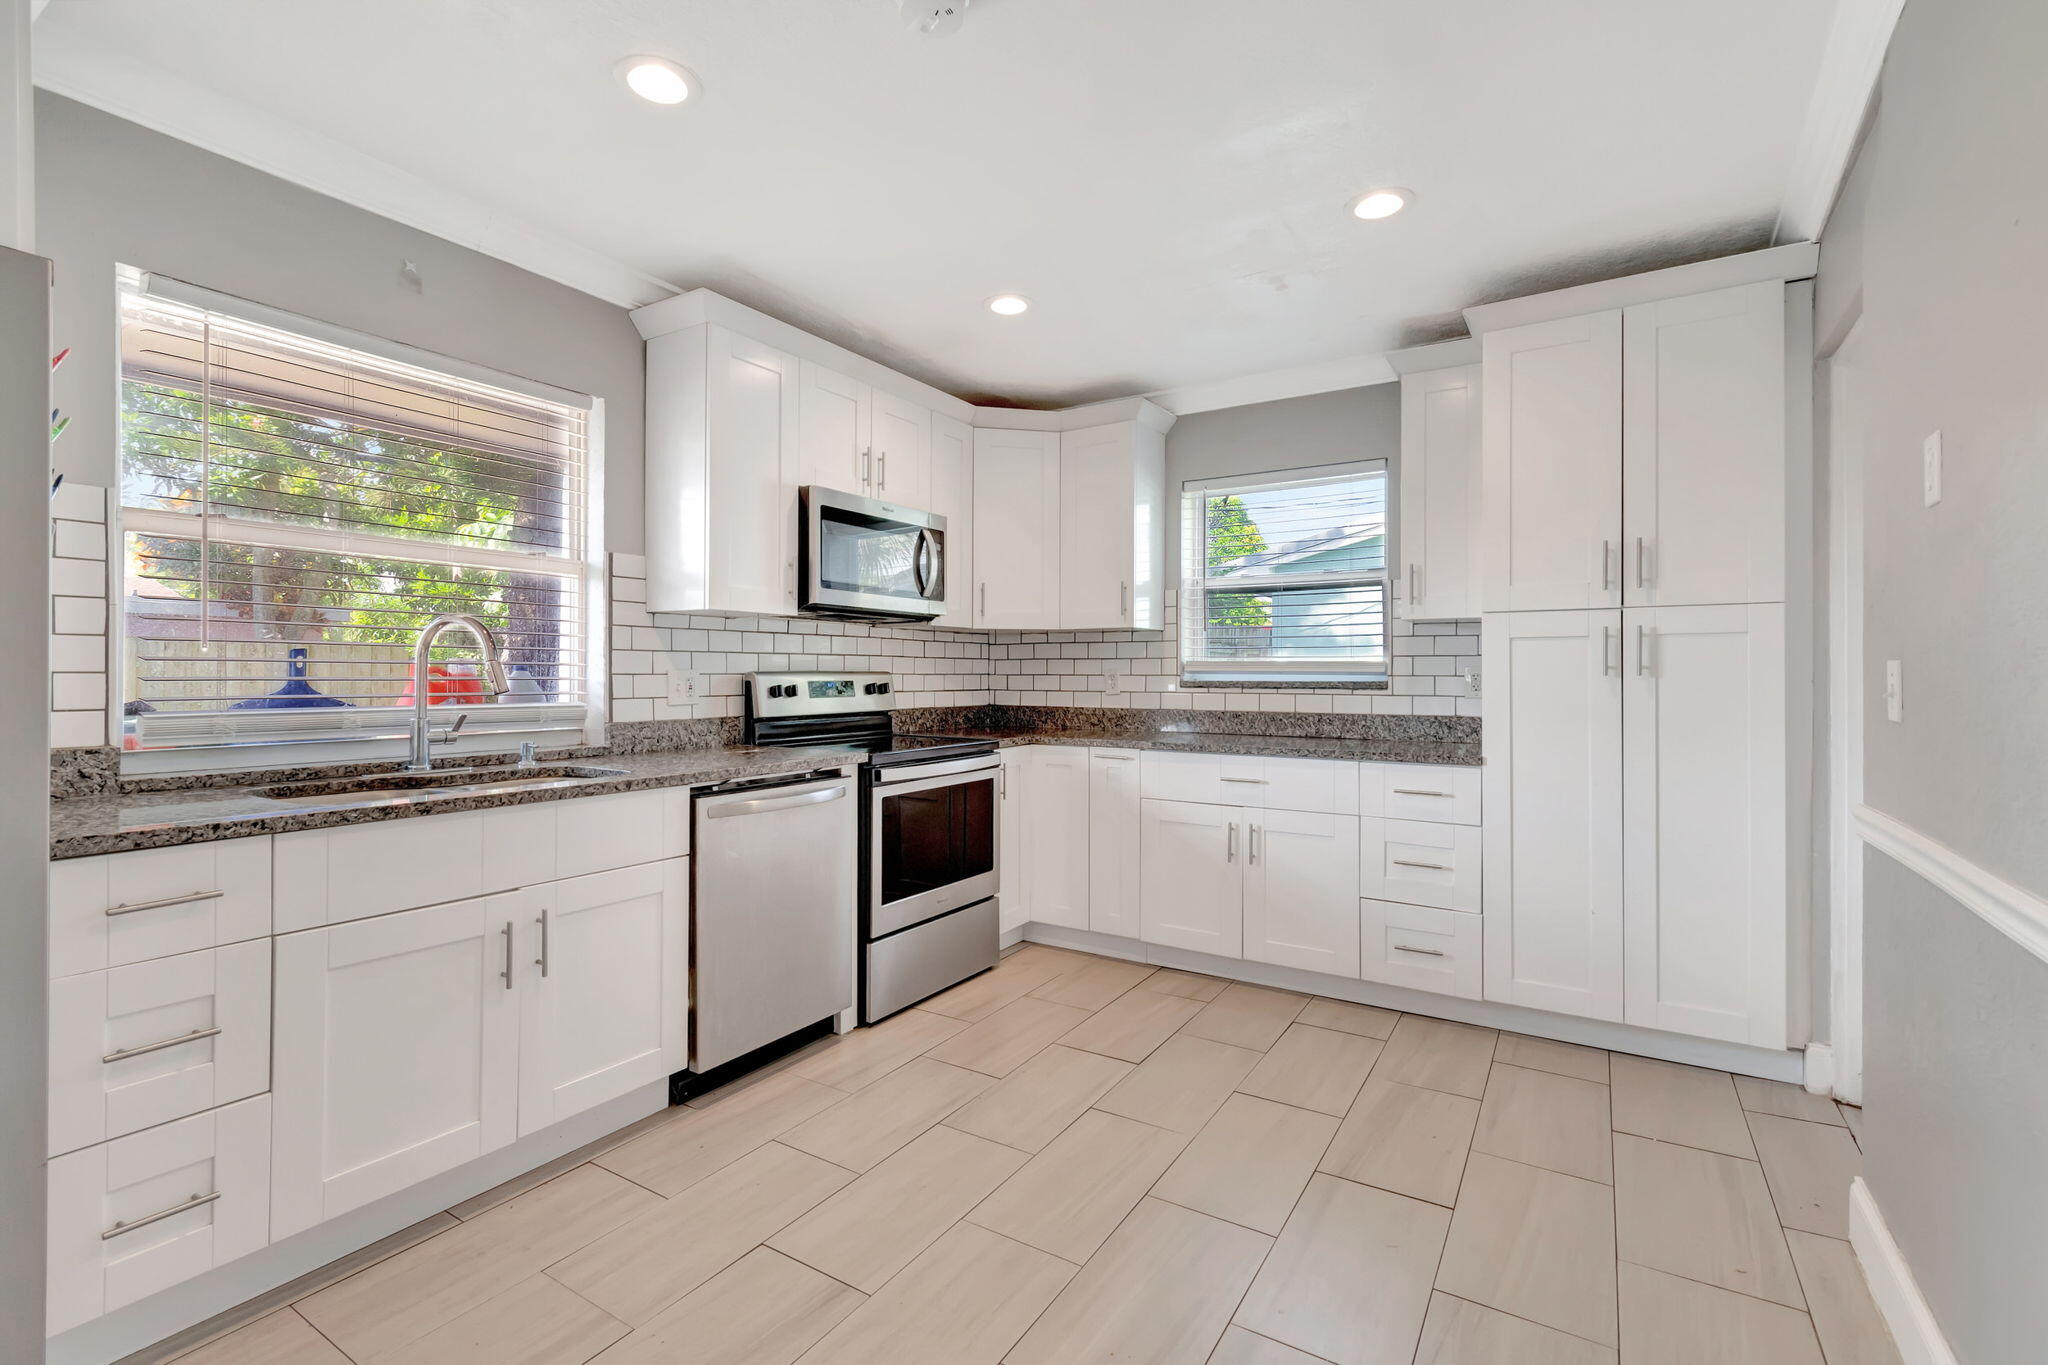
[873,754,1002,785]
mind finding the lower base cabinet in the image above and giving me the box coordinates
[1016,747,1091,930]
[1139,798,1242,957]
[1087,750,1142,937]
[46,1095,271,1337]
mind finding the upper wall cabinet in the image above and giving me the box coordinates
[971,428,1061,628]
[1393,349,1481,621]
[1481,311,1624,612]
[1059,421,1167,630]
[1621,282,1785,607]
[797,359,870,496]
[927,414,975,629]
[870,390,932,508]
[645,324,801,615]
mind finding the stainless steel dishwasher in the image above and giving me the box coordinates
[690,771,857,1073]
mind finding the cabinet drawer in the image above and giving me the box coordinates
[1361,818,1481,913]
[1141,750,1356,813]
[555,788,691,879]
[1360,901,1480,999]
[47,1095,271,1337]
[1255,757,1359,815]
[1359,763,1481,826]
[1140,749,1228,804]
[49,942,270,1158]
[49,839,272,979]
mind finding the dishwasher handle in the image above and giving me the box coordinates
[702,778,850,819]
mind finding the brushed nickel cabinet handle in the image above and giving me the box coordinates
[1390,788,1452,798]
[103,1191,219,1240]
[1220,777,1267,785]
[1600,540,1613,591]
[102,1026,222,1064]
[1392,859,1451,871]
[1637,625,1655,678]
[862,448,872,488]
[501,921,515,990]
[1392,943,1446,958]
[1248,824,1261,864]
[1227,823,1238,863]
[1603,624,1618,676]
[534,909,550,978]
[1120,581,1129,620]
[105,889,223,918]
[1635,536,1648,588]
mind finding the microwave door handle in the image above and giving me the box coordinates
[917,529,940,599]
[909,528,929,596]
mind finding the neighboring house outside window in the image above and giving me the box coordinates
[1180,461,1389,683]
[115,269,601,766]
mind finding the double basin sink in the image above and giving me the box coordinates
[249,763,630,810]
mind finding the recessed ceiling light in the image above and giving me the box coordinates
[985,294,1031,316]
[618,56,697,106]
[1348,188,1412,220]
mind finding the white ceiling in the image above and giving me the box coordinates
[34,0,1839,409]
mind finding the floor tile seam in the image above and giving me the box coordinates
[1488,1059,1612,1091]
[1615,1253,1813,1314]
[1428,1288,1626,1355]
[1738,1103,1842,1251]
[1219,1323,1340,1364]
[1734,1098,1848,1128]
[1609,1125,1766,1166]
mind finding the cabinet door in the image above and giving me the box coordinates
[271,893,522,1238]
[1482,312,1622,611]
[1087,750,1142,937]
[1243,808,1359,977]
[870,390,931,508]
[798,360,870,495]
[1481,611,1624,1021]
[1623,604,1787,1046]
[997,749,1027,931]
[1623,282,1786,607]
[1397,364,1481,619]
[705,327,800,614]
[519,860,687,1135]
[972,429,1061,628]
[1059,423,1134,629]
[1020,747,1091,930]
[1140,799,1241,957]
[928,413,975,628]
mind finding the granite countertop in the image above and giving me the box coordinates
[48,745,860,861]
[960,728,1484,767]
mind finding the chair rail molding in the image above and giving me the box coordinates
[1854,803,2048,968]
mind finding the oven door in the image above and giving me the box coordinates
[869,756,999,937]
[802,486,946,620]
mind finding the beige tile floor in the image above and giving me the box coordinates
[157,944,1902,1365]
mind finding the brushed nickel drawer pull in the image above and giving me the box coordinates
[1392,944,1447,957]
[1392,859,1451,871]
[102,1191,219,1240]
[102,1027,222,1065]
[1220,777,1267,784]
[105,889,224,918]
[1390,788,1452,798]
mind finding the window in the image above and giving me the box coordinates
[116,271,599,757]
[1180,461,1388,682]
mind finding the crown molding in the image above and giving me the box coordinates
[1385,336,1480,375]
[1462,242,1818,334]
[1144,352,1396,416]
[1775,0,1905,244]
[31,33,681,310]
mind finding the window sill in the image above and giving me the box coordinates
[1177,677,1390,691]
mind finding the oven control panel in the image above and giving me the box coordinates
[749,671,895,717]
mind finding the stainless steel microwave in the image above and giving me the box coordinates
[799,486,947,621]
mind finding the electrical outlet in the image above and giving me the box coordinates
[1104,666,1124,695]
[1885,659,1904,723]
[1464,667,1482,697]
[663,654,698,707]
[1923,431,1942,506]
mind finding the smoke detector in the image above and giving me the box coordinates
[900,0,968,36]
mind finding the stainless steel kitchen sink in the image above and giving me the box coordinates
[249,764,630,808]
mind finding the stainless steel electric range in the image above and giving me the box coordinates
[744,672,999,1021]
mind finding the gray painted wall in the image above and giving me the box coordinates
[35,93,649,553]
[1818,0,2048,1356]
[1162,382,1401,583]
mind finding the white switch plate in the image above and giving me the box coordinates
[1885,659,1903,722]
[1923,431,1942,506]
[663,655,698,706]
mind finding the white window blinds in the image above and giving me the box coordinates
[117,274,596,751]
[1180,462,1389,680]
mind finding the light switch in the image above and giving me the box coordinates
[1923,431,1942,506]
[1885,659,1903,723]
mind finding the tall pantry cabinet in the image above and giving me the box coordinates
[1478,276,1802,1050]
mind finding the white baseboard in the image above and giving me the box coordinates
[1803,1041,1836,1095]
[1849,1178,1960,1365]
[1020,924,1805,1083]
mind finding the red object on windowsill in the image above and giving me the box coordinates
[397,664,485,709]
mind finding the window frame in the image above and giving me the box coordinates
[114,268,608,773]
[1178,459,1390,684]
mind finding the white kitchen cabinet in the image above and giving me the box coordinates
[1481,610,1625,1021]
[49,941,269,1157]
[1018,746,1091,930]
[971,428,1062,628]
[1360,900,1482,999]
[1139,798,1242,957]
[1140,750,1357,815]
[1242,807,1359,978]
[1087,749,1142,937]
[1397,362,1481,619]
[996,748,1027,931]
[48,838,272,980]
[1622,282,1786,607]
[870,389,931,508]
[1482,310,1622,612]
[46,1096,271,1336]
[1059,421,1166,630]
[644,323,801,614]
[797,358,870,495]
[1359,761,1482,827]
[518,860,688,1135]
[1360,818,1481,914]
[1623,604,1787,1047]
[271,892,524,1238]
[927,413,975,628]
